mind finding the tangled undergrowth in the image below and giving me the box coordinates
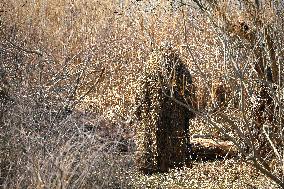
[1,0,284,188]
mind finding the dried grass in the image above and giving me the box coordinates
[0,0,283,188]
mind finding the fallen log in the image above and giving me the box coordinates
[191,137,238,161]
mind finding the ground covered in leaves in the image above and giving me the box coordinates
[130,159,279,189]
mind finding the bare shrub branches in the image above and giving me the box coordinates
[190,0,284,187]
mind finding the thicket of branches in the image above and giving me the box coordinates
[0,1,135,188]
[187,1,284,187]
[0,0,283,188]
